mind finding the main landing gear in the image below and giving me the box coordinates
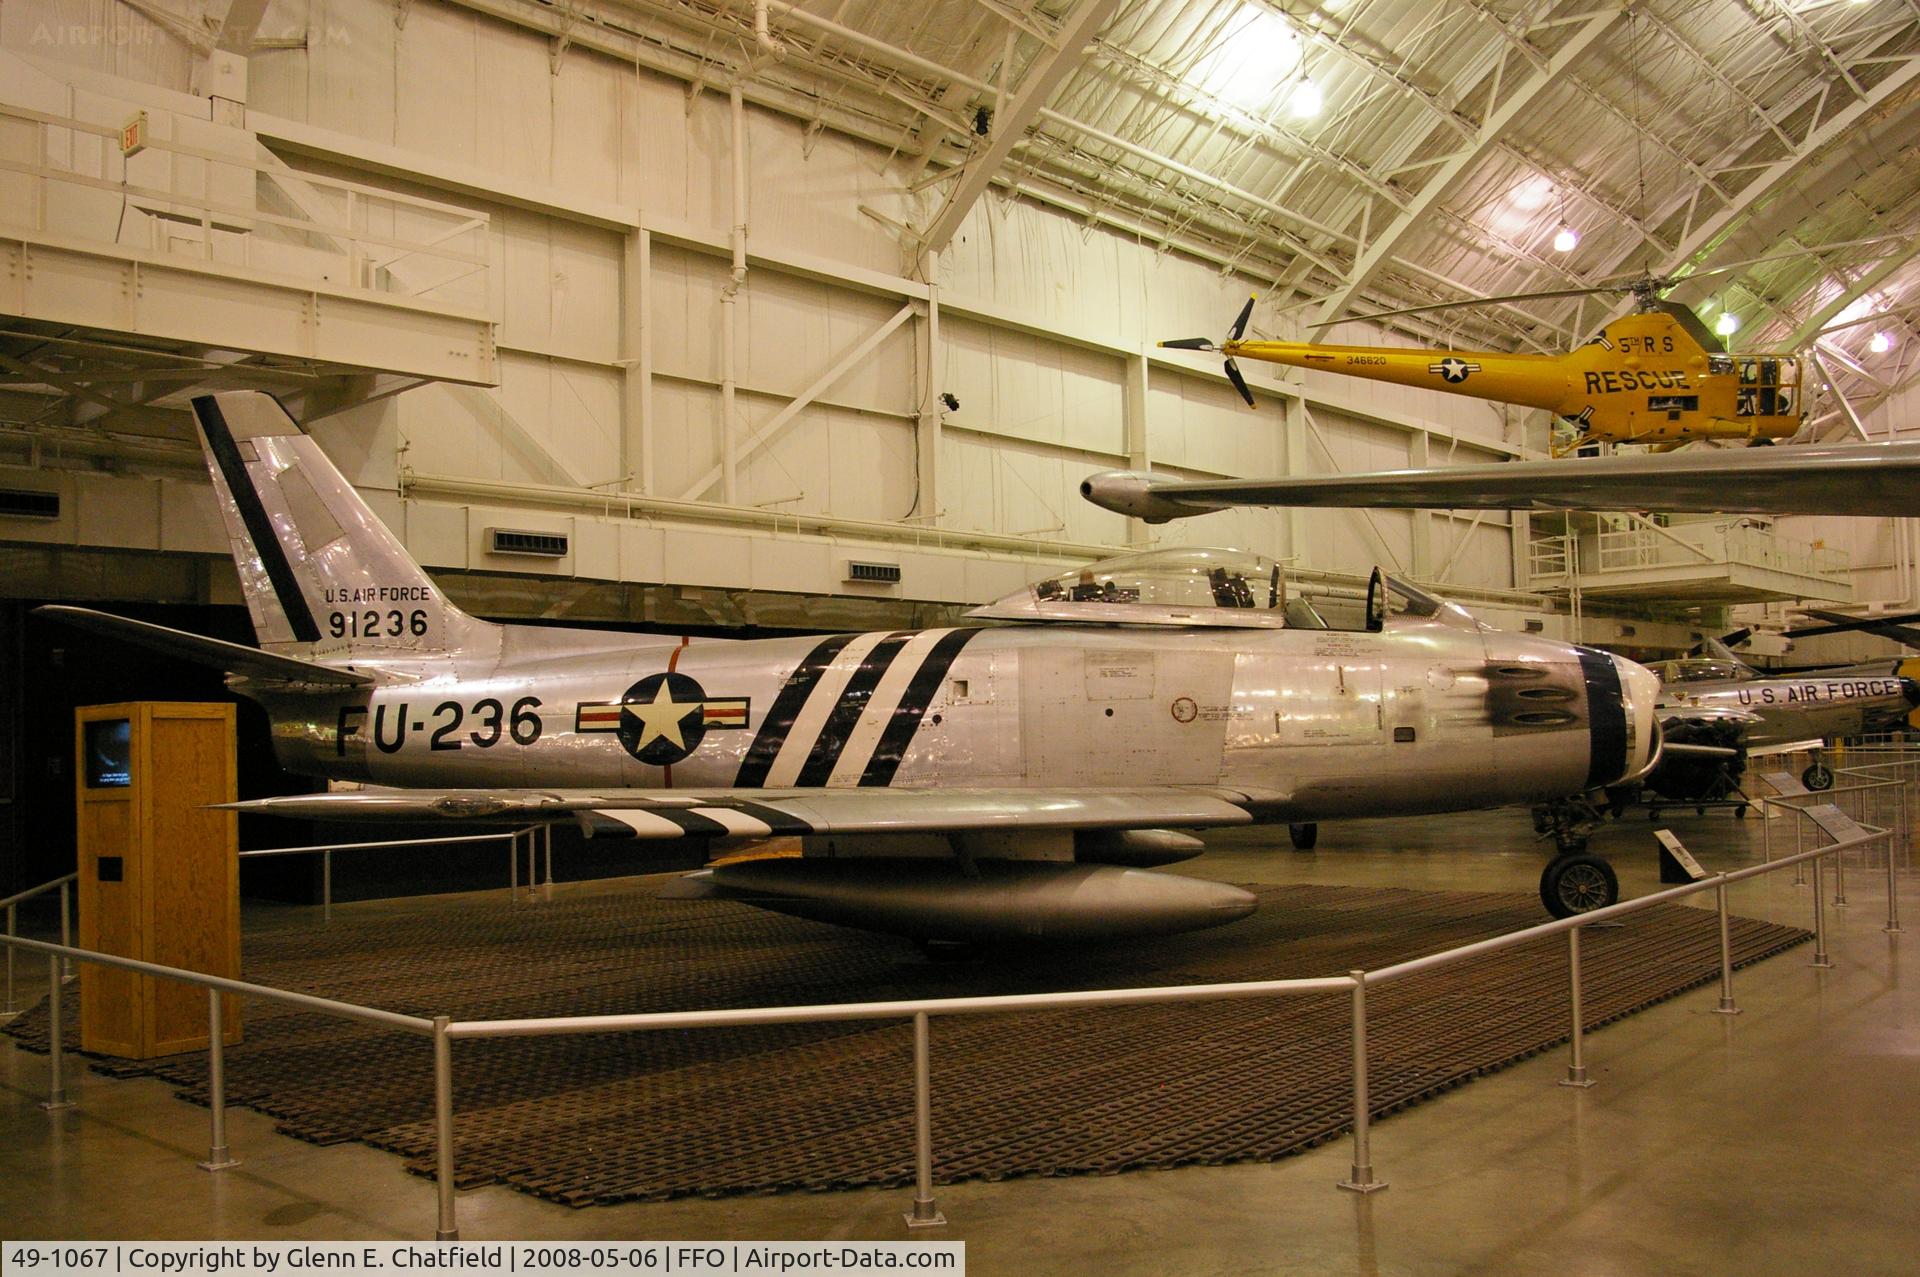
[1802,760,1835,791]
[1531,796,1622,919]
[1539,853,1620,919]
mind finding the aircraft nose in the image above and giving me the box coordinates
[1611,653,1663,784]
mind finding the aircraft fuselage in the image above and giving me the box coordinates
[259,619,1645,823]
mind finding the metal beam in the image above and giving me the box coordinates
[214,0,271,54]
[1615,56,1920,316]
[917,0,1120,255]
[678,302,917,501]
[1784,237,1920,349]
[1312,8,1624,330]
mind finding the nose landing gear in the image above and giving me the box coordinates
[1539,853,1620,918]
[1531,796,1622,919]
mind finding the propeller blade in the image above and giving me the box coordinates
[1159,337,1216,351]
[1228,295,1256,343]
[1224,358,1255,408]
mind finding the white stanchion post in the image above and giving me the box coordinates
[904,1011,946,1227]
[199,989,238,1170]
[1713,878,1741,1016]
[1338,970,1386,1192]
[434,1015,458,1241]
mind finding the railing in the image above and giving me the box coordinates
[1588,514,1850,582]
[3,790,1901,1239]
[0,101,491,312]
[1527,532,1575,586]
[238,826,548,921]
[1,872,74,1017]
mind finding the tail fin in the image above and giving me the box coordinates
[191,392,489,656]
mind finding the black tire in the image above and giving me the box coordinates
[1540,854,1620,919]
[1289,822,1319,850]
[1803,763,1835,791]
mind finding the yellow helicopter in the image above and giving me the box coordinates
[1168,275,1812,447]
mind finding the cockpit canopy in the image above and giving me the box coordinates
[969,548,1296,629]
[1651,657,1754,685]
[966,547,1480,631]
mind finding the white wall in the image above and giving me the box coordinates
[1,0,1569,611]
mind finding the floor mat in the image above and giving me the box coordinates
[5,880,1806,1206]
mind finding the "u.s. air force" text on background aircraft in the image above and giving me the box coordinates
[39,392,1667,939]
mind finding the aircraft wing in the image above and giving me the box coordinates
[35,605,373,687]
[219,785,1263,838]
[1079,441,1920,522]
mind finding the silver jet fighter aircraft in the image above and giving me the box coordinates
[41,392,1663,940]
[1640,643,1920,801]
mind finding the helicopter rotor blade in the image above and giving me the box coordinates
[1228,295,1257,343]
[1650,235,1913,292]
[1159,337,1217,351]
[1316,286,1627,329]
[1224,358,1256,408]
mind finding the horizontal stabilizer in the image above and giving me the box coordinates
[34,606,372,687]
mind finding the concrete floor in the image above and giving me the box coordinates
[3,803,1916,1275]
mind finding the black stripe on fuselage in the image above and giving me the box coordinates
[859,627,983,787]
[793,631,913,786]
[193,396,322,643]
[734,633,858,786]
[1577,647,1626,790]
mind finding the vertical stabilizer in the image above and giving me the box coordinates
[191,392,488,656]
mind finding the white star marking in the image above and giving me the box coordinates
[624,682,697,751]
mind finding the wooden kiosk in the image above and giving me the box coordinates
[74,702,242,1058]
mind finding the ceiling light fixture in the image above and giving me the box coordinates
[1715,312,1740,338]
[1289,74,1322,119]
[1551,187,1577,252]
[1871,331,1894,354]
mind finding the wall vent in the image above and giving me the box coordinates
[1523,618,1546,633]
[487,528,569,558]
[0,488,60,520]
[846,560,901,584]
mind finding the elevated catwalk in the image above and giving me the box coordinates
[6,879,1805,1206]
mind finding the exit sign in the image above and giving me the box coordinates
[120,111,147,158]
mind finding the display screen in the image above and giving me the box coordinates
[84,718,131,788]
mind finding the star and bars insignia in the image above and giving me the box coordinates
[1428,357,1482,384]
[575,672,750,766]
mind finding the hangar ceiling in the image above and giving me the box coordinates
[455,0,1920,412]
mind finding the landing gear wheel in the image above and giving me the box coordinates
[1540,854,1620,919]
[1802,762,1834,791]
[1289,823,1319,851]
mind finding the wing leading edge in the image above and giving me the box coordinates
[218,785,1261,839]
[1080,442,1920,522]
